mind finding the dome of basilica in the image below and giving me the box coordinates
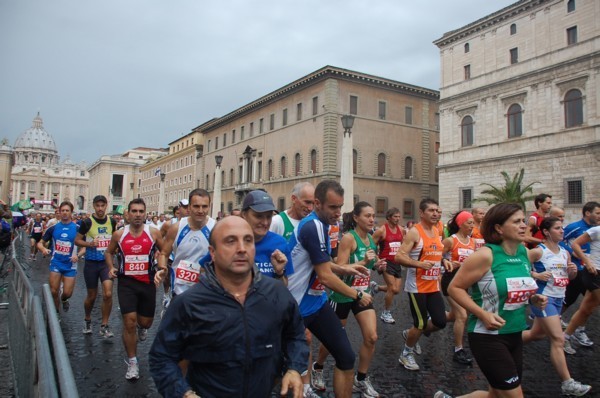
[14,112,58,154]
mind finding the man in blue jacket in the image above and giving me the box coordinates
[149,215,307,398]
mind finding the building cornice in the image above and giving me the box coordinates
[140,144,202,172]
[197,66,439,133]
[433,0,552,48]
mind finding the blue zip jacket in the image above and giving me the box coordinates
[149,262,308,398]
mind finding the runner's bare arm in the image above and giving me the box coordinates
[105,230,123,278]
[394,227,431,269]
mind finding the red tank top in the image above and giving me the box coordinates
[118,225,156,284]
[380,223,404,262]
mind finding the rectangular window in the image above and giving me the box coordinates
[278,197,286,212]
[282,108,288,126]
[249,122,254,137]
[269,114,275,130]
[378,101,386,120]
[435,112,440,130]
[223,133,227,146]
[241,126,245,140]
[567,0,575,13]
[375,197,388,216]
[566,179,583,205]
[402,199,414,219]
[567,26,578,45]
[259,118,264,134]
[215,137,218,150]
[312,96,318,116]
[112,174,124,198]
[350,95,358,115]
[460,188,473,209]
[435,141,440,153]
[207,140,211,152]
[257,161,262,181]
[232,129,236,144]
[405,106,413,125]
[510,48,519,64]
[464,64,471,80]
[297,103,302,121]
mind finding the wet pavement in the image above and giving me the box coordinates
[6,240,600,397]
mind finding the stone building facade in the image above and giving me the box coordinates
[197,66,440,222]
[434,0,600,220]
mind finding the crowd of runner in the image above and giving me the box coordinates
[27,183,600,397]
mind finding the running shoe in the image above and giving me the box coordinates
[160,294,171,319]
[561,317,569,329]
[303,387,321,398]
[402,329,422,355]
[452,348,473,365]
[137,326,148,342]
[353,375,379,397]
[125,359,140,380]
[572,328,594,347]
[100,324,114,338]
[434,391,453,398]
[380,310,395,324]
[564,336,577,355]
[369,281,379,296]
[561,378,591,396]
[310,363,325,391]
[61,299,70,312]
[82,320,92,335]
[399,351,419,371]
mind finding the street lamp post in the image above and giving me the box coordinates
[158,172,166,215]
[212,155,223,218]
[340,115,355,214]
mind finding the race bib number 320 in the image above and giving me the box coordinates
[175,260,200,285]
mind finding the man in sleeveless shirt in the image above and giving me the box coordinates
[395,198,447,371]
[471,207,486,250]
[270,182,315,241]
[75,195,117,337]
[525,193,552,248]
[106,198,164,380]
[372,207,404,324]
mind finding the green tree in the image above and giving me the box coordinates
[473,168,539,212]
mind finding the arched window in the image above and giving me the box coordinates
[564,89,583,128]
[510,23,517,35]
[294,153,301,176]
[461,116,474,147]
[404,157,413,179]
[507,104,523,138]
[281,156,287,178]
[377,153,386,176]
[464,43,470,53]
[310,150,317,173]
[268,160,273,179]
[352,149,358,174]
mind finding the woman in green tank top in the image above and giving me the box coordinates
[313,201,385,397]
[442,203,548,398]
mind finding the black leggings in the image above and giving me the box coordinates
[407,291,447,330]
[304,304,355,371]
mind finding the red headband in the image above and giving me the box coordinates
[456,211,473,227]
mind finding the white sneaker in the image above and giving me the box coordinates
[572,329,594,347]
[137,326,148,342]
[402,329,422,355]
[399,351,420,371]
[82,320,92,335]
[310,363,325,391]
[100,324,114,338]
[561,378,591,396]
[303,387,321,398]
[369,281,379,296]
[434,391,453,398]
[125,359,139,380]
[380,310,395,324]
[353,375,379,397]
[564,336,577,355]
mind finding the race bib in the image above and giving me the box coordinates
[457,247,474,263]
[551,265,569,288]
[175,260,201,285]
[474,238,485,250]
[504,277,538,310]
[351,275,370,292]
[33,226,42,233]
[55,240,72,255]
[124,254,150,276]
[308,277,325,296]
[421,262,441,281]
[96,235,111,252]
[389,242,401,256]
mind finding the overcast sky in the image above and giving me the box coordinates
[0,0,515,164]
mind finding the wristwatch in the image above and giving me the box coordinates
[355,290,363,302]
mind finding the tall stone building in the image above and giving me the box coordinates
[197,66,440,222]
[9,113,89,212]
[434,0,599,219]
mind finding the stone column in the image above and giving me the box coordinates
[340,115,354,214]
[212,156,223,218]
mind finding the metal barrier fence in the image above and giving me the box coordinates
[6,231,79,397]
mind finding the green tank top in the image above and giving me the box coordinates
[329,230,377,304]
[280,211,295,242]
[467,243,537,335]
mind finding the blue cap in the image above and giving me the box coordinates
[242,190,276,213]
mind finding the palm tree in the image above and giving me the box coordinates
[473,168,539,212]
